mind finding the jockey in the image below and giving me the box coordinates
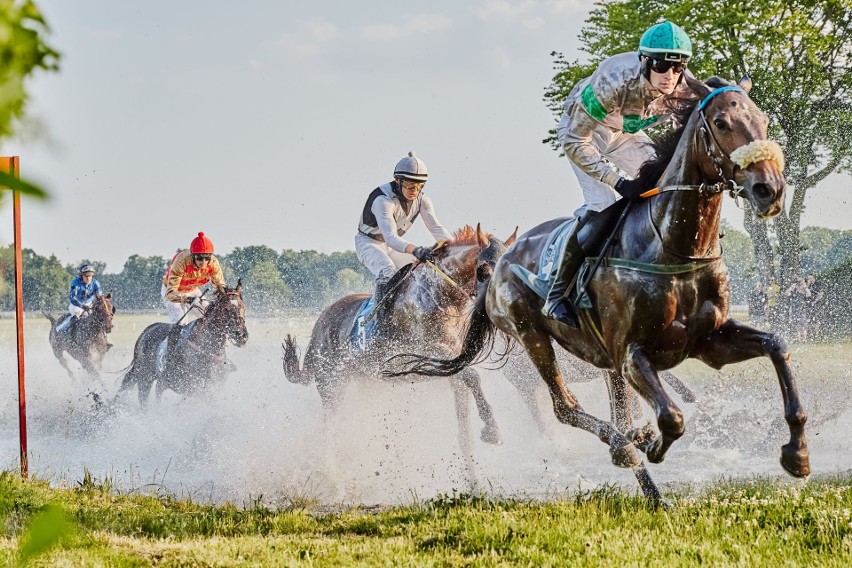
[543,20,694,327]
[355,151,454,329]
[161,232,226,325]
[56,264,103,332]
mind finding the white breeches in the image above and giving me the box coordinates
[354,233,416,282]
[161,284,204,324]
[68,304,88,318]
[571,127,656,212]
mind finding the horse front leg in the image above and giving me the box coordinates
[693,318,809,478]
[458,368,502,445]
[621,345,684,464]
[448,376,479,491]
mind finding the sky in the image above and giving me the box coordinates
[1,0,850,272]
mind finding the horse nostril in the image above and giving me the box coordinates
[752,182,774,202]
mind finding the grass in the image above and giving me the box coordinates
[0,470,850,566]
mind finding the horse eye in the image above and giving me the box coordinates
[713,118,728,130]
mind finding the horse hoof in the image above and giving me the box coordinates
[480,426,502,445]
[780,444,810,478]
[627,422,657,454]
[610,443,641,468]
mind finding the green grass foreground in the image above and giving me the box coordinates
[1,471,850,566]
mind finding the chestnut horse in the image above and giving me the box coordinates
[119,282,248,406]
[44,293,114,380]
[283,225,517,486]
[393,76,809,503]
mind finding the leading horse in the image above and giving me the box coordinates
[394,76,809,502]
[283,225,516,486]
[119,281,248,406]
[44,293,115,381]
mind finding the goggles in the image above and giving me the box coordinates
[649,58,687,74]
[193,254,212,262]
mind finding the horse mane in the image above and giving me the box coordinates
[450,225,491,246]
[636,76,734,187]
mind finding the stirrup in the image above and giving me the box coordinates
[543,298,580,328]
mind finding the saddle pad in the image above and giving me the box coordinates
[349,296,378,352]
[509,218,577,299]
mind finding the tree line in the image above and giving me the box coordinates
[0,245,371,315]
[1,223,850,322]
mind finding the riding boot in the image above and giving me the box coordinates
[56,315,75,333]
[163,324,184,375]
[542,213,595,328]
[372,278,390,338]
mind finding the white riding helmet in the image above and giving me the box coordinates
[393,151,428,183]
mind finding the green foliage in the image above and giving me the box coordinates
[0,246,67,310]
[17,503,74,566]
[0,470,850,564]
[811,255,852,338]
[0,0,59,205]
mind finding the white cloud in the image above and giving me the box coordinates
[359,13,452,41]
[271,19,338,59]
[475,0,537,21]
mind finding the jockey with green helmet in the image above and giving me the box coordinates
[543,21,694,328]
[55,263,103,333]
[355,151,454,331]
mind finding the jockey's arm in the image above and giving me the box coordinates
[373,197,413,254]
[163,256,189,303]
[559,100,622,188]
[419,195,454,243]
[208,256,226,290]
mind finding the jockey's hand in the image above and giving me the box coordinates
[615,177,648,200]
[183,296,196,305]
[412,246,435,263]
[82,304,92,312]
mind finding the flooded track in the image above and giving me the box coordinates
[2,315,850,507]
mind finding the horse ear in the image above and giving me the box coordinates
[475,223,490,249]
[504,226,518,247]
[738,74,753,93]
[105,291,112,299]
[235,278,242,294]
[684,74,711,98]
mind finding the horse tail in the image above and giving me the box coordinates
[385,278,498,378]
[42,310,56,326]
[282,334,313,385]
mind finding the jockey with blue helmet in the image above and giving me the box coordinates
[355,151,454,331]
[56,264,103,332]
[544,21,694,328]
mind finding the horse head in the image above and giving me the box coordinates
[92,292,114,334]
[684,75,786,218]
[431,224,518,297]
[209,279,248,347]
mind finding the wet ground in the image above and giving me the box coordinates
[2,314,850,507]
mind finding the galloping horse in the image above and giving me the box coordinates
[44,293,114,380]
[394,76,809,502]
[120,281,248,406]
[283,225,516,485]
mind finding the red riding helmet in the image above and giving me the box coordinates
[190,232,214,254]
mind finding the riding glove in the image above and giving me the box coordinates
[614,177,648,200]
[411,246,434,263]
[82,304,92,312]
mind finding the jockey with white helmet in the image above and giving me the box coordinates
[544,21,694,328]
[56,263,103,333]
[355,151,454,329]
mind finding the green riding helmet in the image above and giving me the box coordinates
[638,21,692,61]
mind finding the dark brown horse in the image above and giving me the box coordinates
[393,76,809,502]
[283,225,517,486]
[44,293,114,380]
[120,282,248,406]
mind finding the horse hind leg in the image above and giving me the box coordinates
[519,330,661,503]
[448,376,480,492]
[459,368,502,445]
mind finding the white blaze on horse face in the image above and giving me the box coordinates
[230,299,240,307]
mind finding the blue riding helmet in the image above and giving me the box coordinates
[639,21,693,61]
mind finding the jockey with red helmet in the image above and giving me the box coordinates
[355,151,454,329]
[161,232,226,324]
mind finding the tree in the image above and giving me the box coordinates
[543,0,852,332]
[0,0,59,200]
[112,254,167,310]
